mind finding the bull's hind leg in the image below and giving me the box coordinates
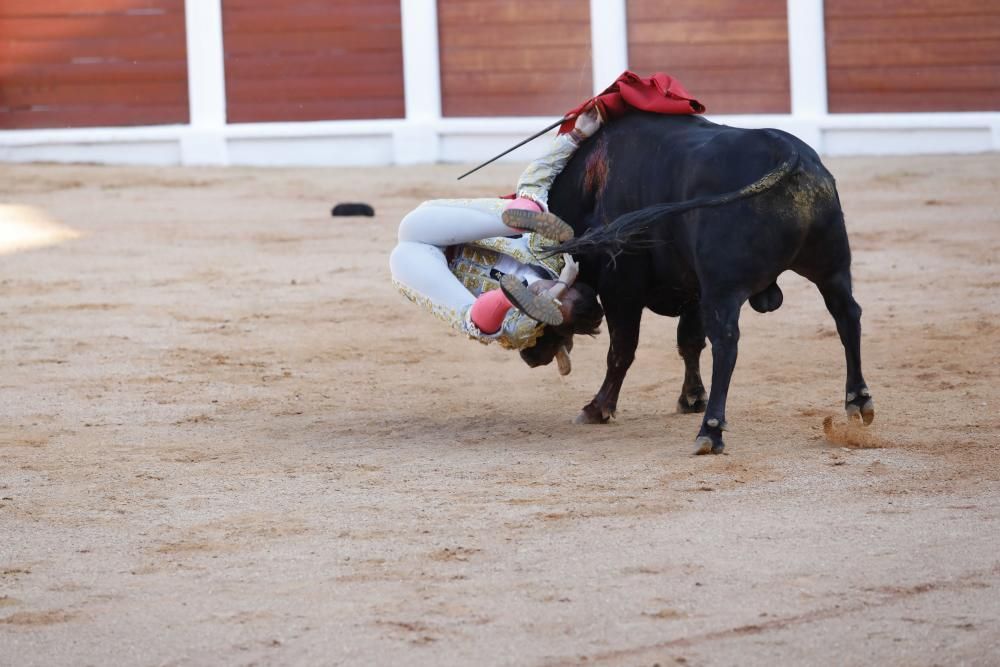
[694,294,744,455]
[676,307,708,413]
[816,271,874,424]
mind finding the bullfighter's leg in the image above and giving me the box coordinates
[694,294,744,455]
[397,198,511,245]
[816,270,874,424]
[389,241,477,326]
[575,299,644,424]
[676,307,708,414]
[391,199,511,334]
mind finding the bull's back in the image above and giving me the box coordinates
[551,113,845,293]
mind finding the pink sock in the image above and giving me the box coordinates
[504,197,543,213]
[470,289,513,334]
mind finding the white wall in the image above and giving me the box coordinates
[1,0,998,167]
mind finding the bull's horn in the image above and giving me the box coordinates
[556,345,572,376]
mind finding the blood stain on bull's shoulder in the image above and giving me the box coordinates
[583,136,610,200]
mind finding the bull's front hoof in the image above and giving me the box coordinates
[575,403,612,424]
[845,388,875,425]
[676,390,708,414]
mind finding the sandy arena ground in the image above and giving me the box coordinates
[1,154,998,666]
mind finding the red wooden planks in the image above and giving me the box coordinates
[825,0,1000,112]
[626,1,791,114]
[0,0,188,129]
[0,0,185,17]
[627,0,787,21]
[437,0,592,118]
[221,0,405,123]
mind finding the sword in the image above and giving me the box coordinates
[456,113,576,180]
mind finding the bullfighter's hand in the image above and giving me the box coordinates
[559,254,579,286]
[571,107,604,143]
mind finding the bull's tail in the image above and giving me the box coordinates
[550,129,800,258]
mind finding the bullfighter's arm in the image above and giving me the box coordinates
[544,254,579,300]
[515,107,603,211]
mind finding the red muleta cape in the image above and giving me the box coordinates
[559,71,705,134]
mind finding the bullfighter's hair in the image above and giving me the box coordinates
[565,282,603,337]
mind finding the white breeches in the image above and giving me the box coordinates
[390,198,541,315]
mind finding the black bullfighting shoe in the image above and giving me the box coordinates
[501,209,575,243]
[499,274,564,326]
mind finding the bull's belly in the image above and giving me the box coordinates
[645,291,694,318]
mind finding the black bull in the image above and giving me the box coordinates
[526,112,874,454]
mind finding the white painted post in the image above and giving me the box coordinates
[396,0,442,164]
[589,0,629,94]
[182,0,228,165]
[786,0,827,150]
